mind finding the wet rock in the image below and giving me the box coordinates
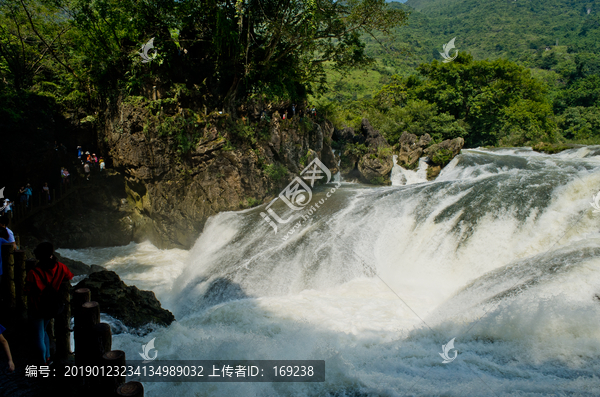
[54,252,105,276]
[424,137,465,180]
[425,137,465,165]
[397,132,431,169]
[339,119,393,185]
[74,270,175,328]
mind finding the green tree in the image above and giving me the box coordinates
[557,106,600,142]
[498,99,558,146]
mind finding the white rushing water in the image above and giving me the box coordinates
[391,155,428,186]
[59,146,600,396]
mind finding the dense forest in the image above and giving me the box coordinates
[324,0,600,147]
[0,0,404,113]
[1,0,599,152]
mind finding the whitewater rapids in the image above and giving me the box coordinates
[59,146,600,396]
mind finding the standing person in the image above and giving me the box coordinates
[24,184,32,208]
[99,157,105,172]
[25,242,74,364]
[84,162,90,180]
[92,154,98,170]
[61,168,70,186]
[292,104,296,117]
[43,182,50,204]
[18,186,26,206]
[0,324,15,372]
[0,215,16,250]
[77,146,82,159]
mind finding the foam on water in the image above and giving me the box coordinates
[60,147,600,396]
[391,155,428,186]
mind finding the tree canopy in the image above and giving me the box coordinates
[0,0,408,113]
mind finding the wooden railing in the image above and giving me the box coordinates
[0,245,144,396]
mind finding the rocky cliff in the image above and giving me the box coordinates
[69,99,340,249]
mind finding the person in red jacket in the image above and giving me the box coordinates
[25,242,73,364]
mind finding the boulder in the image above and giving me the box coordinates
[333,127,356,142]
[397,132,431,169]
[55,252,105,276]
[425,137,465,165]
[74,270,175,328]
[339,119,393,184]
[424,137,465,180]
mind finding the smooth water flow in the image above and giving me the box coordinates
[59,147,600,396]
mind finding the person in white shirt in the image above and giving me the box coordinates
[84,163,90,180]
[0,215,16,250]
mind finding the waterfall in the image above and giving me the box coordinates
[391,155,428,185]
[60,146,600,396]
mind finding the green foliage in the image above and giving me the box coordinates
[245,197,261,207]
[345,142,368,157]
[148,108,205,154]
[554,75,600,112]
[222,140,236,151]
[532,142,572,154]
[557,106,600,142]
[264,163,287,182]
[498,100,558,146]
[372,99,467,144]
[370,176,387,185]
[0,0,408,126]
[431,148,455,167]
[299,150,310,169]
[324,54,558,148]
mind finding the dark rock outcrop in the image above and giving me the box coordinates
[397,132,431,169]
[55,252,105,276]
[339,119,393,185]
[74,270,175,328]
[425,137,465,180]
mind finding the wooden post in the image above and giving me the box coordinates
[153,86,157,101]
[13,250,26,318]
[117,381,144,397]
[74,301,100,366]
[93,323,112,357]
[86,323,113,390]
[72,288,91,318]
[101,350,127,392]
[54,279,73,360]
[0,245,15,310]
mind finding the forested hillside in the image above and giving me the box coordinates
[322,0,600,147]
[0,0,406,187]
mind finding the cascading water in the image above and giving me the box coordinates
[59,146,600,396]
[391,155,428,186]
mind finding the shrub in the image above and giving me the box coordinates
[264,164,287,181]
